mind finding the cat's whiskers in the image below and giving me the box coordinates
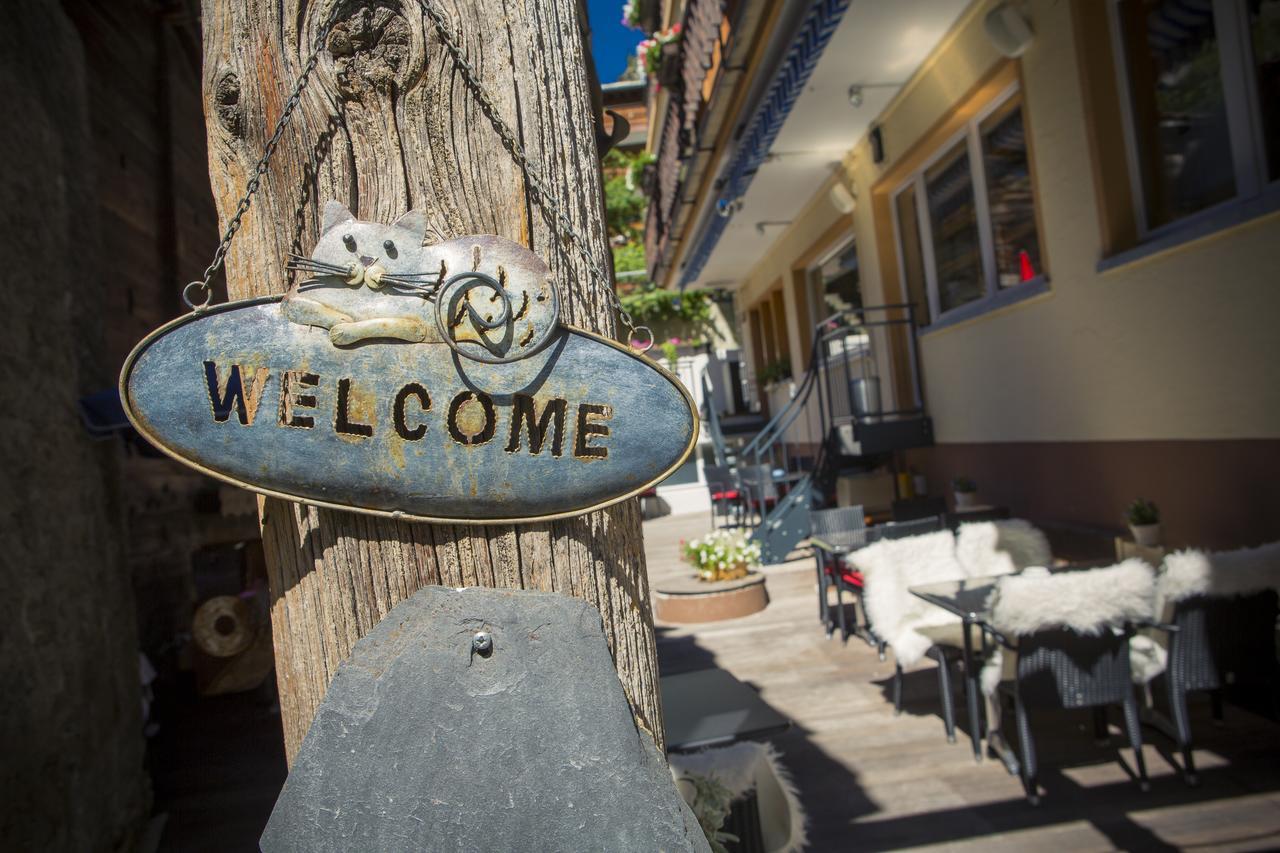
[287,253,442,291]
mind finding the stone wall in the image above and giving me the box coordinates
[0,1,150,847]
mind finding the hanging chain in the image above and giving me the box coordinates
[183,21,333,310]
[185,5,649,351]
[420,3,650,349]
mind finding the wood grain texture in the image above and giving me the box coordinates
[200,0,662,761]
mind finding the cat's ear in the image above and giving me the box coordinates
[393,209,428,239]
[321,200,356,233]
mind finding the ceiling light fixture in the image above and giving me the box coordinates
[847,81,907,109]
[755,220,791,235]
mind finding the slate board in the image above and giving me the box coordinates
[261,587,710,852]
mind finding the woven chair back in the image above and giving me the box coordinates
[809,506,867,551]
[1172,589,1279,692]
[1016,628,1132,710]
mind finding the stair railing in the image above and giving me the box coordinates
[699,369,729,468]
[743,304,924,563]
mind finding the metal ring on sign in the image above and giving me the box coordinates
[433,270,559,364]
[629,325,654,353]
[183,281,213,311]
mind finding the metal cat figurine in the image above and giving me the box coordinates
[283,201,560,363]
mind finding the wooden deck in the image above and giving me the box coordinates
[646,511,1280,851]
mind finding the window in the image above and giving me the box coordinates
[1112,0,1280,236]
[892,85,1043,326]
[982,97,1043,287]
[807,238,865,358]
[1253,0,1280,181]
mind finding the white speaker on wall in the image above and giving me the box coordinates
[828,181,856,215]
[984,2,1034,58]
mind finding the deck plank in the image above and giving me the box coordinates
[646,511,1280,851]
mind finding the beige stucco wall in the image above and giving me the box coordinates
[737,178,850,376]
[840,0,1280,443]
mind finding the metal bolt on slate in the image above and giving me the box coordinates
[471,632,493,656]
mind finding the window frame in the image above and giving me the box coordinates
[1108,0,1280,242]
[889,82,1046,327]
[806,234,867,362]
[805,233,857,327]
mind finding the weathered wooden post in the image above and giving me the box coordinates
[196,0,667,761]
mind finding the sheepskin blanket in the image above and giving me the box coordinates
[980,560,1161,695]
[988,559,1156,637]
[849,530,965,667]
[1158,541,1280,605]
[670,742,806,853]
[955,519,1052,577]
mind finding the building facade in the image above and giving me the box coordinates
[644,0,1279,548]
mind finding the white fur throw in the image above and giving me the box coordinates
[849,530,965,667]
[1158,541,1280,605]
[955,519,1052,578]
[980,561,1162,694]
[670,742,806,853]
[988,559,1156,637]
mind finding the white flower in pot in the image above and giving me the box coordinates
[1126,498,1161,547]
[952,476,978,510]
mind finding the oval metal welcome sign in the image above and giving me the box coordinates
[120,206,698,524]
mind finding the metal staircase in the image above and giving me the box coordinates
[738,304,933,563]
[700,372,729,468]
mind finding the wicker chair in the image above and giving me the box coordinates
[891,496,946,522]
[810,512,947,646]
[985,561,1156,804]
[878,515,946,540]
[1000,627,1149,804]
[809,506,870,643]
[945,506,1010,529]
[704,464,743,529]
[737,464,778,526]
[849,521,964,744]
[1161,589,1280,785]
[876,516,948,665]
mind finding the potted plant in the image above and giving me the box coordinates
[952,476,978,510]
[681,531,762,583]
[757,357,792,389]
[1126,498,1161,547]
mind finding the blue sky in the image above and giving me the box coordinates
[588,0,645,82]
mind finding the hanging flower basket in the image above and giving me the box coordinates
[638,24,682,83]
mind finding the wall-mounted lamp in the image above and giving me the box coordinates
[847,84,864,109]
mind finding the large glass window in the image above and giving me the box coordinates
[1114,0,1280,234]
[1117,0,1236,228]
[891,85,1043,325]
[814,241,861,317]
[981,100,1042,286]
[925,142,986,313]
[1251,0,1280,181]
[809,239,864,358]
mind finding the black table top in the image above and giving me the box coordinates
[661,668,791,753]
[909,575,1004,621]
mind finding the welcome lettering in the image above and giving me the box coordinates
[201,362,612,460]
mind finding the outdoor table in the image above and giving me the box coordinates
[908,575,1004,764]
[661,668,791,753]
